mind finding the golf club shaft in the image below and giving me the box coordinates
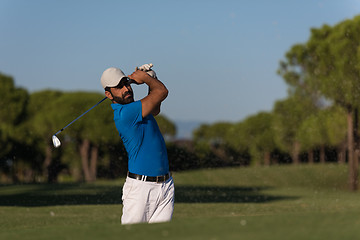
[54,97,107,136]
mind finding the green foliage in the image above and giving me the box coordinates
[297,106,347,151]
[297,112,327,151]
[191,122,250,167]
[305,16,360,106]
[277,15,360,187]
[192,115,276,165]
[193,122,233,143]
[0,73,29,159]
[240,112,276,164]
[167,142,199,171]
[272,96,317,153]
[0,73,28,125]
[27,90,63,143]
[325,106,347,146]
[222,122,250,154]
[155,115,177,139]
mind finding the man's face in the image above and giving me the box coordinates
[106,78,134,104]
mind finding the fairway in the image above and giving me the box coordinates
[1,164,359,240]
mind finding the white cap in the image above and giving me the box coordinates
[100,67,127,89]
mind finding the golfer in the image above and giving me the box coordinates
[100,64,174,224]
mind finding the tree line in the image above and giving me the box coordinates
[194,15,360,191]
[0,78,178,183]
[1,15,359,190]
[1,72,244,184]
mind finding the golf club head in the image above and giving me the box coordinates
[52,135,61,148]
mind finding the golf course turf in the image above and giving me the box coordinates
[0,164,359,240]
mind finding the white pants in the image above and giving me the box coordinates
[121,176,175,224]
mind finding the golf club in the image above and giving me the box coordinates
[52,97,107,148]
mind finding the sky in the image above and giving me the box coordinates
[1,0,360,124]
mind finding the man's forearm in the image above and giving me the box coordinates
[147,87,162,116]
[144,76,168,103]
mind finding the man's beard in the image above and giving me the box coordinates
[112,91,134,104]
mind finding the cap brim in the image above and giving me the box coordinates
[111,77,129,88]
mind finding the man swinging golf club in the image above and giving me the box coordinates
[100,64,174,224]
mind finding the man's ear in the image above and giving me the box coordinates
[105,90,113,100]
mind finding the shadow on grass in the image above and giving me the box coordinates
[0,184,298,207]
[175,186,298,203]
[0,183,122,207]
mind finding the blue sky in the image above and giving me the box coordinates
[1,0,359,124]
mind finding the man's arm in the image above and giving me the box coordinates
[128,70,168,118]
[147,87,162,116]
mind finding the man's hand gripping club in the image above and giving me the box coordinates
[136,63,157,78]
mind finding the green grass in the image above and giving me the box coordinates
[0,164,359,240]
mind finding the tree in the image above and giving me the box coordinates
[49,92,116,182]
[193,122,244,167]
[272,96,317,164]
[240,112,276,165]
[26,90,63,182]
[297,106,347,164]
[324,106,347,163]
[278,15,360,190]
[277,38,324,165]
[194,122,233,143]
[302,16,360,190]
[0,73,29,181]
[224,122,250,154]
[155,115,177,140]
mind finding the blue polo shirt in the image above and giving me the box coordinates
[111,101,169,177]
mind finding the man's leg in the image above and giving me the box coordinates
[149,178,175,223]
[121,177,149,224]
